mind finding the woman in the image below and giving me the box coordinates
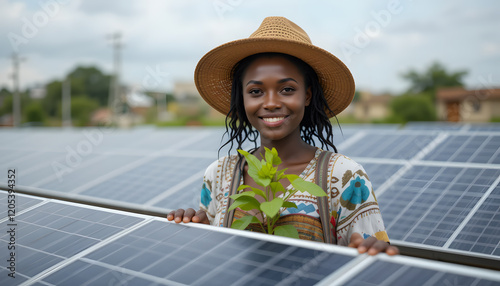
[168,16,398,255]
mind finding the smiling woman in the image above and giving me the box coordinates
[167,16,399,256]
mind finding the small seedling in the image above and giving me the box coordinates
[229,147,326,239]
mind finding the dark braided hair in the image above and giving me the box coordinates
[219,52,338,157]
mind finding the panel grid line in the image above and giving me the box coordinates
[443,175,500,248]
[21,217,154,286]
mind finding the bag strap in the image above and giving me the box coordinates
[316,150,336,244]
[222,156,245,228]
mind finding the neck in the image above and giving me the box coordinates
[255,129,316,164]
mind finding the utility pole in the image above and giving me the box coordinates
[107,32,123,125]
[11,53,24,127]
[62,77,71,127]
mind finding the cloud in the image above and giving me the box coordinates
[1,0,499,93]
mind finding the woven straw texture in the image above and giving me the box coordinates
[194,16,355,117]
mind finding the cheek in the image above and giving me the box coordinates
[243,96,259,112]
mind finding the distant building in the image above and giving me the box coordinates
[352,91,392,122]
[437,87,500,122]
[173,82,225,122]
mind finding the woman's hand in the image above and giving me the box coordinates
[167,208,210,224]
[348,233,399,256]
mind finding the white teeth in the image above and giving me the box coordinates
[263,117,285,123]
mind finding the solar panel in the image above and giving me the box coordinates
[447,183,500,256]
[39,155,143,192]
[78,155,214,204]
[403,122,466,131]
[466,123,500,132]
[339,133,437,160]
[354,162,404,190]
[0,199,145,285]
[377,165,500,250]
[2,193,500,286]
[2,123,500,274]
[423,135,500,164]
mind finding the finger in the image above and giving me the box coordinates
[366,240,388,256]
[183,208,196,223]
[358,236,378,254]
[386,246,400,256]
[167,210,175,221]
[348,233,364,248]
[192,210,209,224]
[174,209,185,223]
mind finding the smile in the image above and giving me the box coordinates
[262,117,285,123]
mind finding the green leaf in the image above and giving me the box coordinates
[238,149,262,178]
[264,147,281,165]
[231,215,261,230]
[270,147,281,165]
[237,185,267,200]
[273,225,299,239]
[290,178,327,196]
[285,174,299,182]
[258,162,272,178]
[228,196,261,212]
[253,175,271,187]
[260,197,283,218]
[276,168,288,180]
[270,182,286,195]
[265,147,274,165]
[230,191,255,201]
[282,201,297,209]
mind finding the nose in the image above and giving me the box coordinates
[262,92,281,110]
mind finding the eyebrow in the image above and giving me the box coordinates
[245,78,298,86]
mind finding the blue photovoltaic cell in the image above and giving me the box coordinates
[39,220,355,286]
[377,166,500,248]
[342,260,500,286]
[339,134,436,160]
[0,201,144,284]
[2,197,499,285]
[467,123,500,131]
[423,135,500,164]
[0,150,37,170]
[357,163,403,190]
[403,122,465,131]
[0,191,43,212]
[39,155,142,192]
[80,156,214,204]
[449,184,500,256]
[153,178,201,210]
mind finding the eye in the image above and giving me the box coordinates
[248,89,263,96]
[281,87,295,94]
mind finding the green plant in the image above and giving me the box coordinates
[230,147,326,239]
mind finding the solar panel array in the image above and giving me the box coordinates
[1,123,500,284]
[1,193,499,286]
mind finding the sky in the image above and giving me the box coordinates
[1,0,499,95]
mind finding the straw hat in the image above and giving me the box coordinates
[194,16,355,117]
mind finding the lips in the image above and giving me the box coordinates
[262,117,285,123]
[260,115,288,127]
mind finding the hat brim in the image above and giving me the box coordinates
[194,37,355,117]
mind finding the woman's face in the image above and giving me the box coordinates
[242,56,311,142]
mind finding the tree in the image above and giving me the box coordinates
[71,96,99,126]
[0,88,13,116]
[42,65,110,122]
[389,94,436,123]
[24,101,46,123]
[42,80,63,117]
[68,66,111,106]
[401,62,468,99]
